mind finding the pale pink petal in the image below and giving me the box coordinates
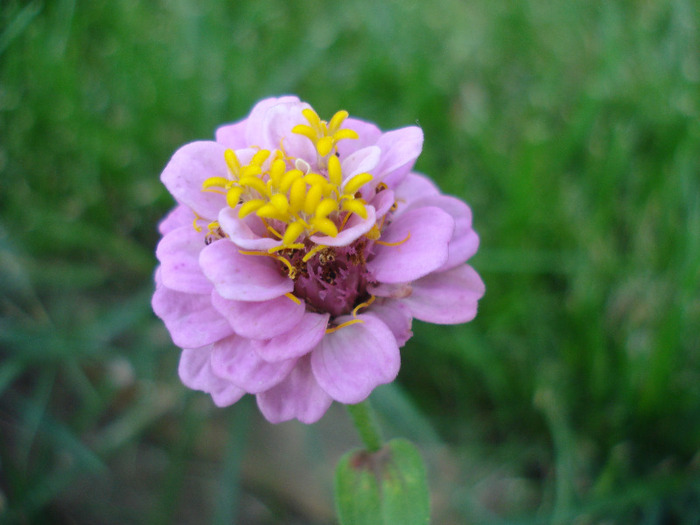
[160,141,228,220]
[156,226,211,294]
[251,312,330,362]
[367,206,453,283]
[211,292,305,340]
[311,314,400,404]
[368,301,413,347]
[337,118,382,156]
[393,172,440,214]
[199,239,293,301]
[152,284,232,349]
[215,119,247,149]
[340,146,380,179]
[257,356,333,424]
[210,335,297,393]
[375,126,424,188]
[247,98,315,160]
[158,205,194,235]
[310,205,377,247]
[404,195,479,269]
[178,348,245,407]
[244,96,301,144]
[218,208,282,251]
[401,264,485,324]
[369,188,396,219]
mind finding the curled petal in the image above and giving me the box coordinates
[310,205,376,247]
[200,239,293,301]
[374,126,424,189]
[402,264,485,324]
[341,146,381,179]
[218,207,283,251]
[211,292,306,340]
[178,348,245,407]
[161,141,229,220]
[156,226,211,294]
[311,314,399,404]
[249,98,316,160]
[210,336,297,393]
[367,206,453,283]
[257,356,333,424]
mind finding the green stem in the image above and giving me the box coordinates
[346,399,384,452]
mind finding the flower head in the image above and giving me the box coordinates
[152,96,485,423]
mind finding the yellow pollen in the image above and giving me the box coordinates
[375,232,411,247]
[292,108,358,159]
[325,318,365,334]
[352,295,376,317]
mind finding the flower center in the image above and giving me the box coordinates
[201,107,373,251]
[199,106,386,318]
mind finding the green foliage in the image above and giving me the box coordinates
[1,0,699,523]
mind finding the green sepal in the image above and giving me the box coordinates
[334,438,430,525]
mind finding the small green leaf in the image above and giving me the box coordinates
[334,438,430,525]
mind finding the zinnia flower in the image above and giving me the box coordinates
[152,96,484,423]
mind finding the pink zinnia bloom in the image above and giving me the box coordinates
[152,96,484,423]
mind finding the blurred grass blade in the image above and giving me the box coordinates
[0,0,42,56]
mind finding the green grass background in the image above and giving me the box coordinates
[1,0,699,523]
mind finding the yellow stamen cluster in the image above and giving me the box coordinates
[292,108,359,158]
[200,108,373,252]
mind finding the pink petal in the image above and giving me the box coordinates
[310,205,377,247]
[256,355,333,424]
[156,226,211,294]
[218,208,282,251]
[402,264,485,324]
[341,146,380,179]
[199,239,293,301]
[368,301,413,347]
[211,292,305,340]
[152,283,232,349]
[404,194,479,270]
[178,348,245,407]
[367,206,453,283]
[248,98,316,160]
[251,312,330,362]
[158,205,194,235]
[367,282,413,299]
[311,314,400,404]
[393,172,440,214]
[160,141,229,220]
[215,119,248,149]
[375,126,424,188]
[210,335,297,393]
[368,188,396,219]
[337,118,382,156]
